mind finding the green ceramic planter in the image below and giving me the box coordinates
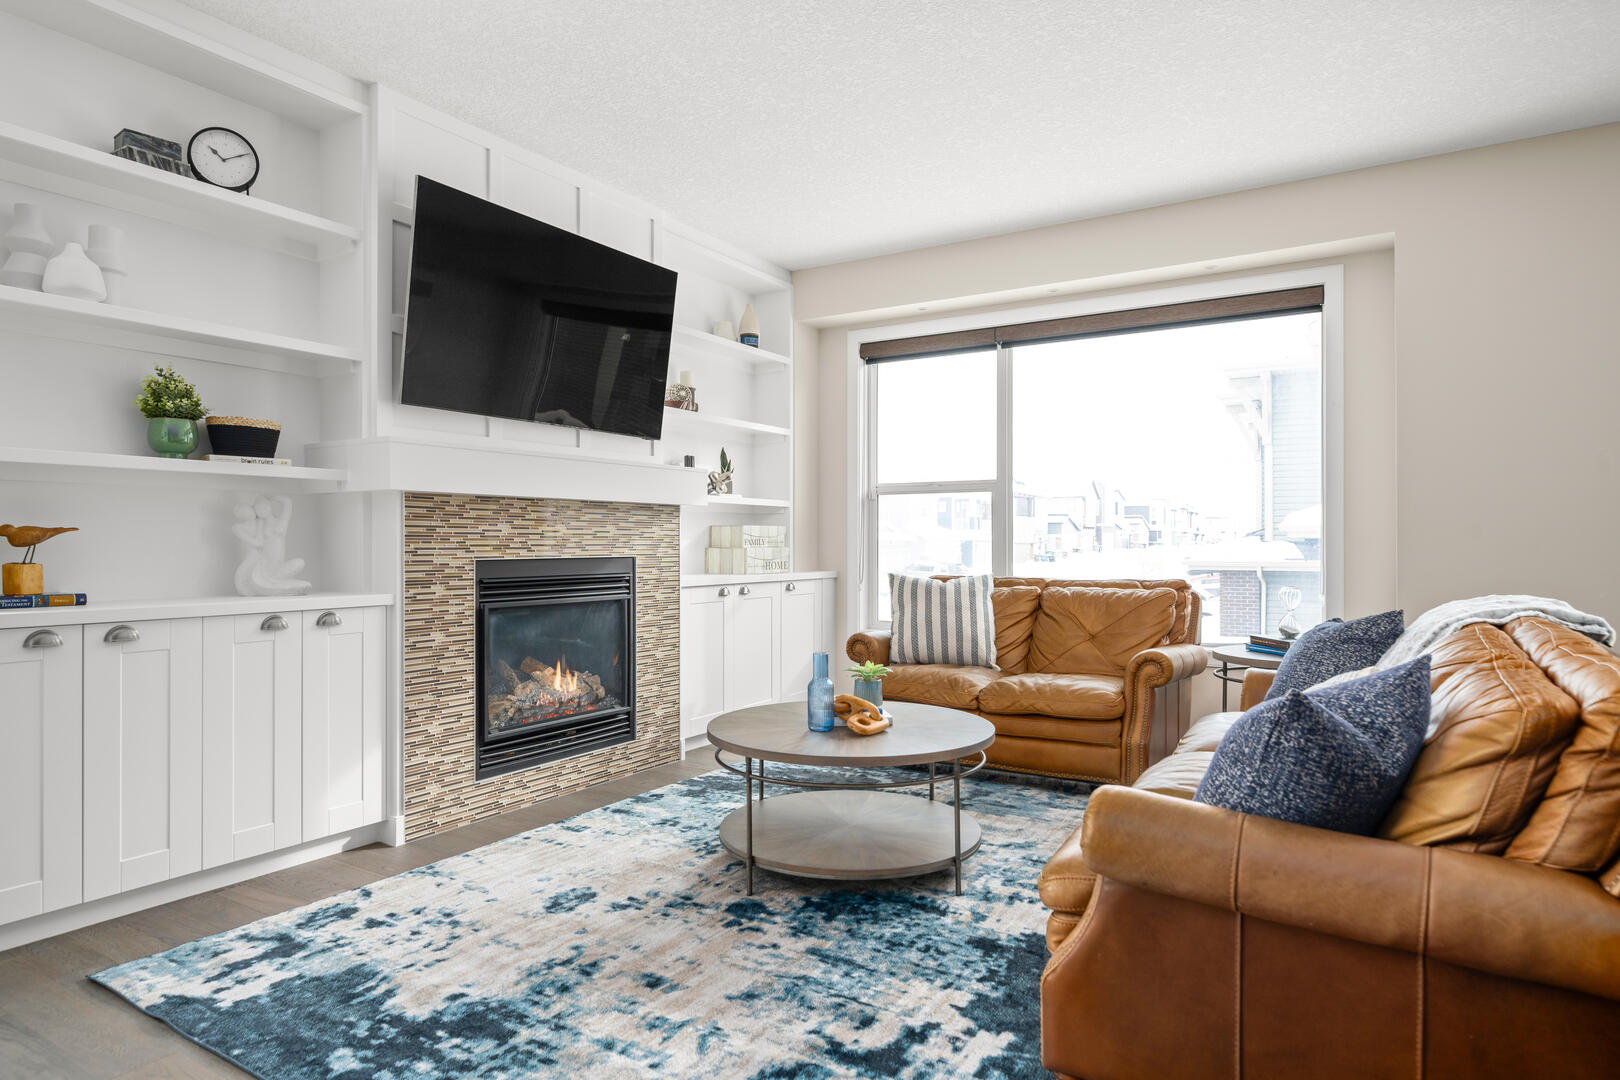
[146,417,198,459]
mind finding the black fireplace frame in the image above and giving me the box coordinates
[474,556,636,780]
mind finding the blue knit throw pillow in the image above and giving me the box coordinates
[1195,657,1432,835]
[1266,609,1405,699]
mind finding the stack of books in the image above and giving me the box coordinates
[0,592,87,609]
[705,524,789,575]
[1246,633,1292,657]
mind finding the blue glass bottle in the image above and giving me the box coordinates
[807,652,835,731]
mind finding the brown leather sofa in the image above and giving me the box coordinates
[847,577,1206,784]
[1038,616,1620,1078]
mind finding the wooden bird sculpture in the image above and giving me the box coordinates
[0,525,78,563]
[834,693,891,736]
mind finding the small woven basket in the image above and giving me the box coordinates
[205,416,281,458]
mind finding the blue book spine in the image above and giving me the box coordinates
[0,593,87,608]
[1245,643,1287,657]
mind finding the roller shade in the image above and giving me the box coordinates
[860,286,1324,363]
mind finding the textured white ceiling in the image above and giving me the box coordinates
[176,0,1620,269]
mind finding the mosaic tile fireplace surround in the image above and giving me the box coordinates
[402,493,680,840]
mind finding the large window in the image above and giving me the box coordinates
[865,286,1326,640]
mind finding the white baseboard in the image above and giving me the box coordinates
[0,822,390,954]
[382,815,407,847]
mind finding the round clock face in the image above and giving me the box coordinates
[187,127,259,192]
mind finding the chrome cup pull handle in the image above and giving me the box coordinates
[739,585,751,596]
[260,614,289,632]
[718,587,730,597]
[23,629,63,649]
[103,624,139,645]
[785,582,797,591]
[316,611,342,628]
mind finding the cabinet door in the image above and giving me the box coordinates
[202,613,302,868]
[83,619,202,901]
[0,625,82,923]
[302,607,385,841]
[777,580,821,701]
[726,583,779,711]
[680,588,729,739]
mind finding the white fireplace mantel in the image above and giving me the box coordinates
[307,433,711,505]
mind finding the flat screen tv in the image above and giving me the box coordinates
[400,176,676,441]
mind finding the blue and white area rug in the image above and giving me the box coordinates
[92,769,1089,1079]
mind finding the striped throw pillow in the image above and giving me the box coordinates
[889,573,998,668]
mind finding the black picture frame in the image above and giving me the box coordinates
[186,126,259,194]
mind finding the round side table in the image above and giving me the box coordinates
[1207,645,1285,711]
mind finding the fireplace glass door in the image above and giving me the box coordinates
[483,599,627,739]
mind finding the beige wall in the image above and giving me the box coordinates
[794,123,1620,645]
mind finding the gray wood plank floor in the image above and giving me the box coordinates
[0,756,716,1079]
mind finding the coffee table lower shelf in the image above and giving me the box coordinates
[718,789,983,883]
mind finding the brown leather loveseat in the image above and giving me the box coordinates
[847,577,1207,784]
[1038,616,1620,1078]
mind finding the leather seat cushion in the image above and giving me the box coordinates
[1177,712,1242,753]
[1133,750,1216,799]
[1378,624,1580,852]
[1503,618,1620,874]
[989,713,1123,745]
[979,671,1125,719]
[1028,586,1179,676]
[881,663,1000,710]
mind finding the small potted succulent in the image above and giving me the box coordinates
[847,660,893,709]
[135,364,207,458]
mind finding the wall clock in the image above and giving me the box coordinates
[186,126,259,194]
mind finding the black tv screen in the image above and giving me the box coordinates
[400,177,676,440]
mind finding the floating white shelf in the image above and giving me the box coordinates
[0,121,361,260]
[671,325,790,369]
[0,286,360,377]
[706,494,791,509]
[0,592,392,630]
[0,445,347,491]
[663,222,790,296]
[660,409,790,441]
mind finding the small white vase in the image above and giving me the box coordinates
[42,243,107,302]
[4,203,52,256]
[86,225,127,304]
[0,250,47,290]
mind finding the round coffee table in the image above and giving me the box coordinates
[707,701,995,896]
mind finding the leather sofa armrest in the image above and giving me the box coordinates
[1240,668,1274,710]
[846,629,891,666]
[1079,785,1620,1002]
[1038,824,1096,915]
[1119,644,1210,780]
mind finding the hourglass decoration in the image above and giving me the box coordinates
[1276,584,1304,639]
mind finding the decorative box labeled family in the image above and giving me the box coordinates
[704,523,787,574]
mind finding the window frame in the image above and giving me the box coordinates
[849,267,1345,637]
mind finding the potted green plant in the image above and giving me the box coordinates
[135,364,207,458]
[847,660,893,709]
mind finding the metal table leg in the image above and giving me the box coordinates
[928,761,936,801]
[952,756,963,895]
[744,755,755,896]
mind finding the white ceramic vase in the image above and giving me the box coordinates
[42,243,107,302]
[86,224,126,305]
[0,203,52,290]
[4,203,52,255]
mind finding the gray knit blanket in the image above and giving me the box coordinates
[1380,594,1616,668]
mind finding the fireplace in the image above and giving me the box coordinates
[475,556,635,779]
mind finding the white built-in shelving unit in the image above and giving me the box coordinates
[0,445,347,491]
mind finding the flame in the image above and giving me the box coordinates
[551,656,580,696]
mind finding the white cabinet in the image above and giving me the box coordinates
[202,613,303,868]
[729,583,780,710]
[777,578,826,701]
[0,625,82,922]
[83,619,204,901]
[680,588,729,739]
[679,575,836,740]
[301,606,385,841]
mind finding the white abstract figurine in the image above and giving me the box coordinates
[233,495,312,596]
